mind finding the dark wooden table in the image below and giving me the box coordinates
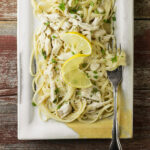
[0,0,150,149]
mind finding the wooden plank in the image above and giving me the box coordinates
[0,139,149,150]
[135,0,150,19]
[0,0,17,21]
[135,20,150,68]
[0,0,150,21]
[0,36,17,91]
[134,68,150,90]
[0,21,16,36]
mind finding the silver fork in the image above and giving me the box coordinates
[107,43,123,150]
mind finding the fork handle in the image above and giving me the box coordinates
[109,86,122,150]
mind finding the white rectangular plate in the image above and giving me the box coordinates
[17,0,134,139]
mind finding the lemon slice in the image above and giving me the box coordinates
[62,54,92,88]
[60,32,92,55]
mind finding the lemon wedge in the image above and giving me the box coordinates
[61,54,92,88]
[60,32,92,55]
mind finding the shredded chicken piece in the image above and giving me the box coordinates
[52,39,62,55]
[61,21,71,31]
[44,37,51,55]
[93,29,106,38]
[57,102,72,118]
[49,64,56,102]
[46,13,61,21]
[45,28,51,36]
[81,87,101,101]
[38,32,46,50]
[87,102,103,112]
[58,52,73,60]
[97,7,105,14]
[69,18,99,31]
[90,61,100,71]
[92,17,102,26]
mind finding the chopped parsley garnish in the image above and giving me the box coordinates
[74,15,77,19]
[92,81,96,85]
[80,14,84,18]
[51,58,57,63]
[82,63,88,68]
[104,19,111,23]
[42,49,47,59]
[86,73,90,78]
[92,88,99,94]
[94,9,99,14]
[55,88,59,95]
[93,71,97,74]
[72,51,75,55]
[90,1,94,6]
[111,55,117,63]
[100,11,105,14]
[57,104,62,109]
[112,16,116,21]
[94,75,98,79]
[53,98,58,103]
[54,67,58,71]
[101,49,105,55]
[44,22,50,26]
[69,7,78,14]
[52,35,57,39]
[32,102,36,107]
[74,0,79,5]
[76,91,81,95]
[59,2,65,11]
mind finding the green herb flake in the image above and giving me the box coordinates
[104,19,111,23]
[42,49,47,59]
[94,75,98,79]
[69,7,78,14]
[93,71,97,74]
[92,88,99,94]
[51,58,57,63]
[76,91,81,95]
[94,9,99,14]
[111,55,117,63]
[53,98,58,103]
[82,63,88,68]
[86,73,90,78]
[101,49,105,55]
[72,51,75,55]
[52,35,57,39]
[92,81,96,85]
[80,14,84,18]
[74,0,78,5]
[90,1,94,6]
[112,16,116,21]
[44,22,50,26]
[59,2,65,11]
[74,15,77,19]
[32,102,36,107]
[57,104,62,109]
[55,88,59,95]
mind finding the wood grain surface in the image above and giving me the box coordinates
[0,0,150,150]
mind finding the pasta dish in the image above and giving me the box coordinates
[30,0,126,123]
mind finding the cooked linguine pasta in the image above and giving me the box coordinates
[30,0,126,123]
